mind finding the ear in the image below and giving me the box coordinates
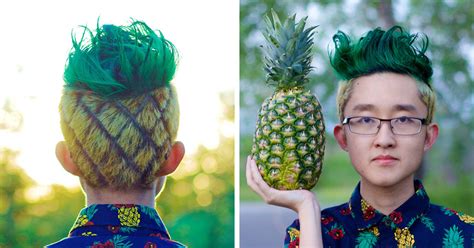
[156,141,185,177]
[334,124,349,152]
[424,123,439,152]
[55,141,82,177]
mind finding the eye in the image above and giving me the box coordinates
[397,116,413,123]
[359,117,375,124]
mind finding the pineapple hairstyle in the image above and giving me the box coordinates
[330,26,436,123]
[59,19,179,190]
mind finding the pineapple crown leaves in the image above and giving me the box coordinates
[64,18,178,98]
[262,9,318,89]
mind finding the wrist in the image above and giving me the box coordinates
[295,191,320,214]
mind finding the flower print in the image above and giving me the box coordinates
[81,231,97,236]
[321,216,334,225]
[329,228,344,240]
[108,225,120,233]
[340,207,351,215]
[446,208,458,215]
[144,242,158,248]
[361,199,376,221]
[458,213,474,224]
[327,223,345,240]
[363,207,376,221]
[114,204,135,208]
[389,211,403,224]
[91,240,114,248]
[288,237,299,248]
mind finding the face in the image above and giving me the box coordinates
[334,73,438,189]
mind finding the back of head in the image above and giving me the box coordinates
[59,20,179,190]
[330,26,436,122]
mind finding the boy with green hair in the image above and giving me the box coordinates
[47,20,186,247]
[247,26,473,247]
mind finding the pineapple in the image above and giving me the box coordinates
[394,227,415,248]
[117,205,141,227]
[355,228,379,248]
[71,205,97,230]
[251,10,325,190]
[442,225,464,248]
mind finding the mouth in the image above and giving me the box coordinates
[372,155,398,165]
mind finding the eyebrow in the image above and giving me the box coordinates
[351,104,375,112]
[393,104,417,112]
[351,104,418,113]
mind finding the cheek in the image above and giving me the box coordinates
[400,138,425,161]
[345,136,370,169]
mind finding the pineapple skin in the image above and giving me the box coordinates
[252,87,325,190]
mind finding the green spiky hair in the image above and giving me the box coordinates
[262,9,317,89]
[330,26,432,86]
[64,19,178,97]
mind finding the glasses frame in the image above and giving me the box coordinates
[342,116,428,135]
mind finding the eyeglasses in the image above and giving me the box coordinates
[342,116,428,135]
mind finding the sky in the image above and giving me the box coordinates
[0,0,238,187]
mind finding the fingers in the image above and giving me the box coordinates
[246,156,271,200]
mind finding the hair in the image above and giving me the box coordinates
[59,19,179,189]
[330,26,436,123]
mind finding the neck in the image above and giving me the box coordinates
[82,182,157,208]
[359,177,415,215]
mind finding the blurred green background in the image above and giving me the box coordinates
[0,93,234,248]
[240,0,473,213]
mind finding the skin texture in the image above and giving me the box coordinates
[246,72,439,247]
[56,141,185,208]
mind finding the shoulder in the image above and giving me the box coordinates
[46,235,186,248]
[321,202,352,218]
[428,204,474,228]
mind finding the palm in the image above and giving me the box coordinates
[246,156,315,212]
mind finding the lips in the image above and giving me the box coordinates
[372,155,398,165]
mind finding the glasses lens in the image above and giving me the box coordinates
[349,117,379,134]
[391,117,422,135]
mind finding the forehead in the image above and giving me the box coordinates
[345,73,427,116]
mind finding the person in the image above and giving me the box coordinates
[46,19,186,247]
[246,26,473,247]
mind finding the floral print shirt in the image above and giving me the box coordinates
[284,180,473,248]
[46,204,185,248]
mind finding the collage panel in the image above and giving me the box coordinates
[240,1,473,247]
[0,1,237,247]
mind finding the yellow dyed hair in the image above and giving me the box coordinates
[336,79,436,123]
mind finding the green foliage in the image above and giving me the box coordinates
[156,92,234,247]
[64,19,178,97]
[0,149,84,247]
[262,9,316,88]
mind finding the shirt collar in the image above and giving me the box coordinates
[349,180,430,231]
[69,204,170,238]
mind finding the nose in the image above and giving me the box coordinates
[374,121,396,148]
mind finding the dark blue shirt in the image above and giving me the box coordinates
[46,204,185,248]
[285,181,473,247]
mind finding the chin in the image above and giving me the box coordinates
[363,174,403,188]
[364,172,414,188]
